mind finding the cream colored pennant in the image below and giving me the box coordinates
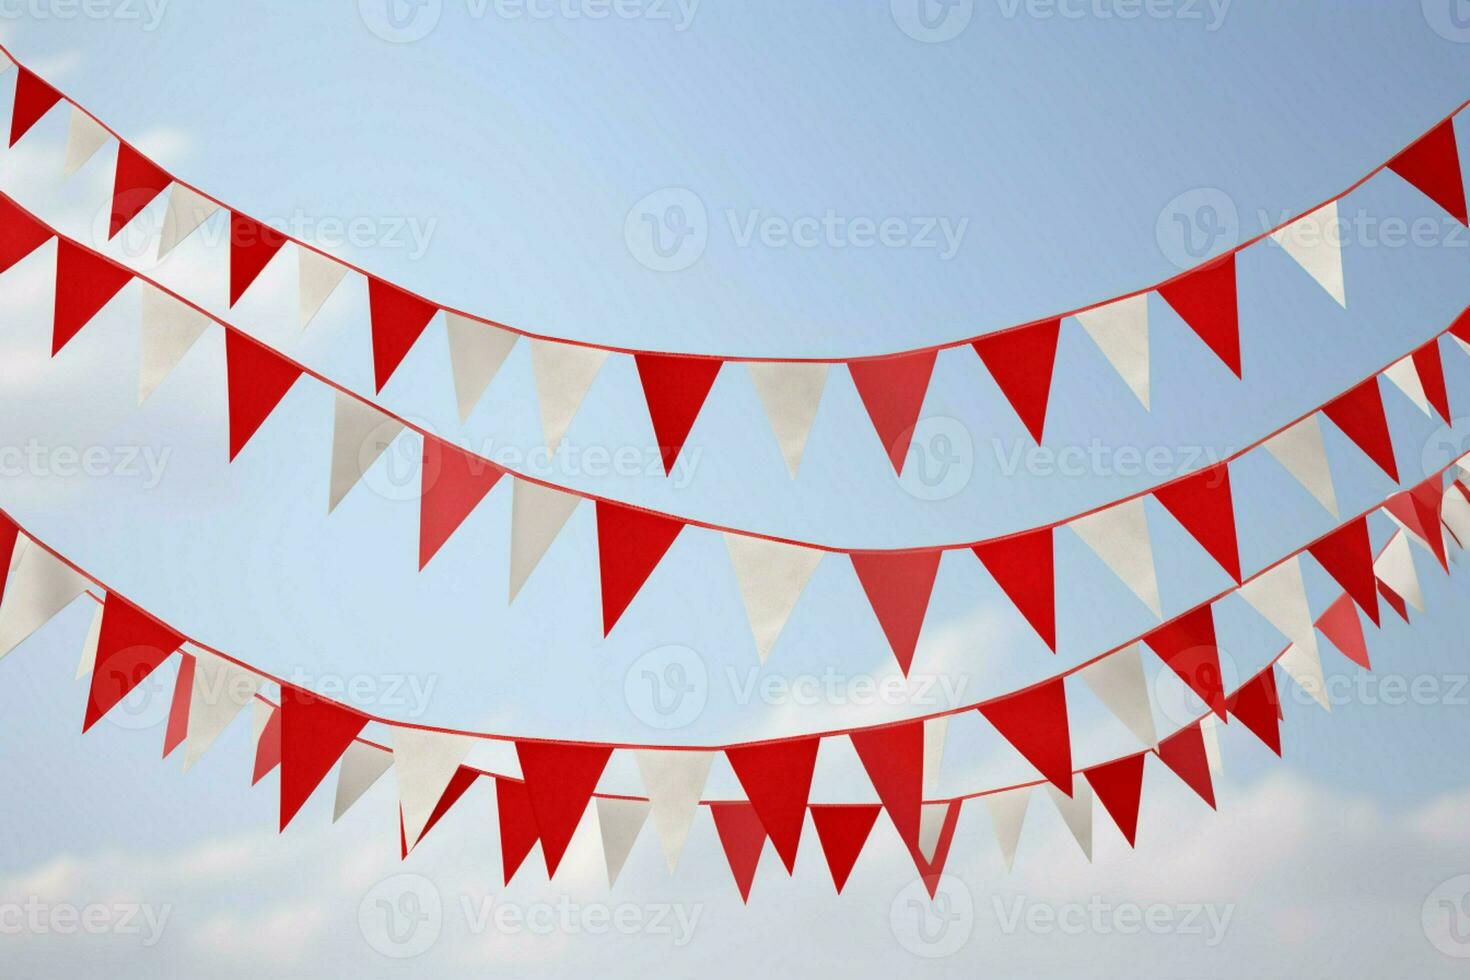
[1070,499,1161,617]
[139,285,210,405]
[1077,644,1158,747]
[156,184,219,259]
[62,107,109,176]
[747,362,828,477]
[328,393,403,513]
[1240,556,1319,661]
[596,797,651,887]
[1048,782,1093,861]
[635,749,713,873]
[0,541,89,659]
[392,728,478,848]
[298,248,350,330]
[445,313,517,422]
[530,341,607,453]
[1374,531,1424,612]
[1074,295,1150,409]
[1269,201,1346,307]
[1277,642,1330,712]
[334,741,394,822]
[918,800,948,862]
[1383,355,1432,416]
[722,534,823,662]
[508,478,581,602]
[1262,416,1339,517]
[182,650,263,771]
[75,601,102,679]
[986,786,1031,873]
[922,715,949,797]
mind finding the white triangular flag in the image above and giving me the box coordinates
[298,248,349,330]
[1269,201,1346,307]
[62,108,109,176]
[392,728,478,847]
[986,786,1031,872]
[1199,715,1223,774]
[182,650,264,771]
[328,393,403,513]
[508,478,580,602]
[918,800,948,861]
[747,362,828,477]
[1383,355,1432,416]
[530,341,607,453]
[1262,416,1339,517]
[156,184,219,259]
[922,715,949,797]
[1442,485,1470,548]
[1074,294,1150,409]
[1078,645,1158,747]
[596,797,650,887]
[1374,532,1424,612]
[75,601,102,679]
[0,541,89,659]
[1240,556,1319,661]
[1070,499,1161,617]
[334,741,394,822]
[722,534,823,662]
[1277,642,1330,712]
[1047,781,1092,861]
[445,313,517,422]
[138,285,210,405]
[635,749,713,873]
[0,54,12,75]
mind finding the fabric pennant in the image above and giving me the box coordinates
[1378,581,1411,623]
[83,595,184,732]
[595,501,684,635]
[530,341,608,453]
[1142,605,1226,719]
[495,777,541,885]
[225,329,303,461]
[908,799,962,896]
[297,248,349,330]
[634,353,723,475]
[1384,354,1434,418]
[1316,593,1370,669]
[725,736,820,874]
[75,600,101,680]
[515,740,613,877]
[1412,340,1452,422]
[849,550,941,675]
[0,195,52,276]
[392,728,478,848]
[1278,641,1331,711]
[278,685,369,830]
[333,741,393,822]
[109,144,171,239]
[978,677,1073,795]
[1048,780,1093,861]
[849,720,923,849]
[182,649,263,772]
[1374,532,1424,613]
[922,715,949,796]
[507,479,581,602]
[1384,478,1450,571]
[9,66,61,145]
[1227,669,1283,756]
[1306,515,1380,625]
[418,438,503,569]
[972,527,1056,651]
[809,804,880,894]
[1084,753,1146,847]
[1386,118,1468,225]
[62,107,109,175]
[635,749,714,874]
[1069,498,1161,618]
[1322,377,1399,482]
[161,651,194,759]
[1158,253,1241,377]
[986,786,1031,872]
[228,212,288,307]
[445,313,517,422]
[1074,294,1150,409]
[1077,645,1158,748]
[847,350,937,475]
[368,277,438,392]
[156,184,219,259]
[724,534,823,663]
[1262,415,1339,517]
[0,541,88,659]
[138,285,210,405]
[402,765,478,854]
[1154,463,1242,583]
[1240,556,1320,663]
[1156,722,1216,809]
[972,319,1061,442]
[53,239,132,355]
[709,801,768,903]
[328,394,403,513]
[595,797,650,887]
[747,361,827,477]
[1269,201,1346,306]
[251,700,281,785]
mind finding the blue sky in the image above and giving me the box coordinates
[0,2,1469,976]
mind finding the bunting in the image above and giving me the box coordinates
[978,678,1072,795]
[109,144,171,239]
[157,184,219,259]
[1153,463,1242,583]
[333,742,393,822]
[635,749,713,873]
[1386,118,1468,226]
[1322,377,1399,482]
[417,438,503,569]
[972,527,1056,651]
[53,238,132,355]
[809,804,880,894]
[1142,605,1226,719]
[724,535,823,662]
[1074,295,1150,409]
[514,740,612,876]
[595,501,684,634]
[227,212,289,307]
[972,319,1062,443]
[445,312,516,421]
[725,737,820,874]
[138,286,210,405]
[709,802,767,903]
[1158,254,1241,377]
[747,361,827,477]
[595,798,650,887]
[507,479,581,602]
[1306,516,1380,625]
[848,350,936,475]
[277,685,369,830]
[1084,753,1146,847]
[849,720,923,849]
[634,353,723,475]
[9,67,61,146]
[1269,201,1346,306]
[849,550,942,675]
[1069,498,1161,618]
[1262,415,1339,517]
[368,278,438,393]
[495,777,541,885]
[62,107,108,175]
[224,329,303,461]
[298,248,350,330]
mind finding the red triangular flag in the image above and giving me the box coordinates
[228,211,288,306]
[1306,516,1380,626]
[225,329,302,461]
[277,685,369,830]
[1322,377,1398,482]
[903,799,962,898]
[109,145,171,239]
[849,550,941,675]
[1387,119,1468,226]
[1158,253,1241,377]
[1316,593,1371,669]
[972,319,1061,442]
[83,595,184,732]
[972,528,1056,651]
[1227,669,1282,756]
[849,721,922,849]
[978,678,1072,795]
[9,67,60,146]
[1385,477,1449,571]
[515,740,612,877]
[161,651,195,759]
[251,705,281,785]
[634,353,723,475]
[1377,580,1410,623]
[53,239,132,355]
[1156,722,1215,809]
[1141,605,1226,719]
[848,350,937,475]
[725,736,820,874]
[368,278,438,393]
[809,804,880,894]
[0,513,20,608]
[0,195,52,275]
[595,500,684,635]
[709,801,767,903]
[1411,339,1452,423]
[418,438,503,569]
[495,777,541,885]
[1154,463,1241,583]
[402,765,479,856]
[1085,753,1146,847]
